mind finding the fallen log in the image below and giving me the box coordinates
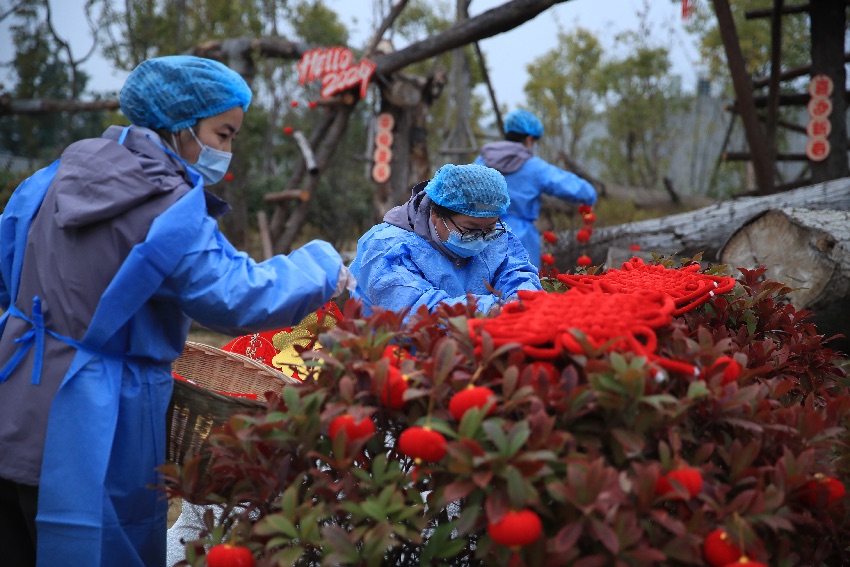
[552,176,850,269]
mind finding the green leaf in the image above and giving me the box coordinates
[482,420,508,453]
[686,380,710,399]
[506,421,531,456]
[255,514,298,539]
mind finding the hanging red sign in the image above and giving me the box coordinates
[806,117,832,138]
[807,97,833,120]
[375,130,393,148]
[805,137,830,162]
[373,146,392,165]
[372,162,391,183]
[808,75,834,99]
[296,47,376,100]
[376,112,395,131]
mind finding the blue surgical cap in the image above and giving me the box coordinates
[119,55,252,132]
[424,164,510,218]
[504,109,544,138]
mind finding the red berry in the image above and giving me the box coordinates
[449,386,496,420]
[398,426,447,462]
[656,467,703,499]
[207,543,255,567]
[710,356,741,385]
[542,231,557,244]
[283,126,294,135]
[801,474,846,506]
[703,529,743,567]
[329,414,375,442]
[290,100,299,107]
[541,254,555,265]
[379,366,408,409]
[223,172,234,182]
[488,509,543,548]
[576,229,591,243]
[576,255,592,267]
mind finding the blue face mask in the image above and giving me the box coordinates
[183,127,232,186]
[443,229,490,258]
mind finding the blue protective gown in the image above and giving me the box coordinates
[476,141,596,268]
[0,126,342,566]
[349,221,541,318]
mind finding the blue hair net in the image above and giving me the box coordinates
[504,109,544,138]
[424,164,510,218]
[119,55,252,132]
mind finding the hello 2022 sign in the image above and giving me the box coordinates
[296,47,376,99]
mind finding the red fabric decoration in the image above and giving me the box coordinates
[449,386,496,420]
[576,255,592,267]
[558,257,737,316]
[703,529,743,567]
[398,426,447,462]
[329,414,375,442]
[582,212,596,224]
[221,330,279,367]
[488,509,543,548]
[542,231,557,244]
[283,126,294,135]
[801,474,846,506]
[470,288,675,361]
[529,361,558,384]
[379,366,408,409]
[223,172,234,182]
[656,467,703,499]
[541,254,555,266]
[206,544,256,567]
[576,229,591,243]
[382,344,412,368]
[578,204,592,215]
[708,356,742,385]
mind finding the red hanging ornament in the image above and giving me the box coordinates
[488,509,543,548]
[682,0,690,20]
[576,229,591,243]
[708,356,742,385]
[726,559,767,567]
[541,254,555,266]
[206,544,256,567]
[329,414,375,442]
[223,172,235,182]
[801,474,846,506]
[379,365,408,409]
[308,101,318,109]
[576,255,592,267]
[655,467,703,499]
[629,244,641,251]
[449,386,496,420]
[382,344,411,368]
[582,212,596,224]
[290,100,299,108]
[578,204,593,215]
[283,126,294,135]
[398,426,447,462]
[542,231,557,244]
[703,529,743,567]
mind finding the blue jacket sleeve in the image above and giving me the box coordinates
[489,232,543,301]
[532,158,597,206]
[160,217,342,336]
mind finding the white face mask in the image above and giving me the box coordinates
[179,127,232,186]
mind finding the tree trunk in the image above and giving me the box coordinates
[720,207,850,310]
[551,176,850,268]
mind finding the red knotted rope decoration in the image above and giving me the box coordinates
[470,288,676,361]
[557,257,737,316]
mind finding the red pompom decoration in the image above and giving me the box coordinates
[449,386,496,420]
[656,467,703,499]
[629,244,641,251]
[801,474,846,506]
[542,231,557,244]
[283,126,294,135]
[223,172,234,182]
[382,345,411,368]
[709,356,741,385]
[290,100,299,108]
[541,254,555,266]
[582,212,596,224]
[379,366,408,409]
[576,229,591,243]
[308,101,318,109]
[329,414,375,442]
[576,255,592,267]
[703,529,743,567]
[206,544,256,567]
[488,509,543,548]
[398,426,447,462]
[578,204,593,215]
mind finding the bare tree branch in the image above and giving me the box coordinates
[0,0,25,23]
[0,97,120,116]
[363,0,410,57]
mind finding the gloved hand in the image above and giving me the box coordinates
[333,264,357,298]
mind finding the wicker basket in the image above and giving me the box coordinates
[166,341,299,471]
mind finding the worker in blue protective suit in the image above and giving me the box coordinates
[349,163,542,318]
[0,55,353,567]
[475,109,597,269]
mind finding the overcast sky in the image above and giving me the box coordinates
[0,0,701,109]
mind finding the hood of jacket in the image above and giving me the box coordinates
[52,125,229,229]
[478,141,533,174]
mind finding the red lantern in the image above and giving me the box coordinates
[398,426,447,462]
[290,100,299,108]
[542,231,557,244]
[629,244,641,251]
[379,365,408,409]
[703,529,743,567]
[655,467,703,499]
[576,229,591,243]
[576,255,592,267]
[382,344,411,368]
[488,509,543,548]
[308,101,318,109]
[223,172,235,182]
[801,474,846,506]
[283,126,294,135]
[206,544,256,567]
[578,204,593,215]
[708,356,741,385]
[448,386,496,420]
[582,212,596,224]
[541,254,555,266]
[329,414,375,442]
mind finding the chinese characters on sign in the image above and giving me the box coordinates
[806,74,833,162]
[296,47,376,100]
[372,112,394,184]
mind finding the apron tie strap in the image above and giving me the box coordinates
[0,297,45,384]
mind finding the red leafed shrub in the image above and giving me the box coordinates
[162,261,850,566]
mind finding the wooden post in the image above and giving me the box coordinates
[257,211,273,261]
[711,0,775,194]
[809,0,850,182]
